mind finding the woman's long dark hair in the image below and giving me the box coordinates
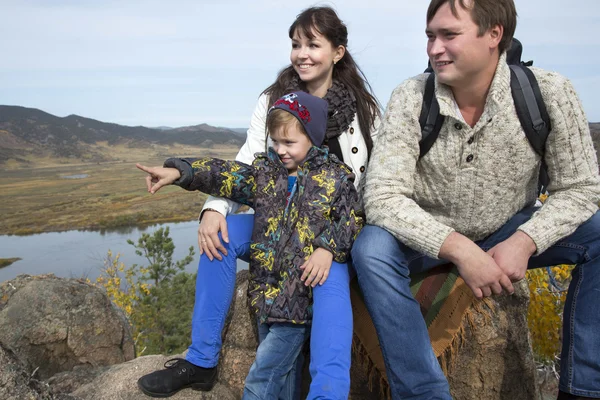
[262,6,381,158]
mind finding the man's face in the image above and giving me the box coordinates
[426,1,499,88]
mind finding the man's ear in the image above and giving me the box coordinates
[489,24,504,49]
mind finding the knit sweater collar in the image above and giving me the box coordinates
[435,52,511,126]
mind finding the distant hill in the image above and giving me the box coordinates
[0,105,244,163]
[228,128,248,137]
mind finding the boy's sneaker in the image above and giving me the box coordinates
[137,358,217,397]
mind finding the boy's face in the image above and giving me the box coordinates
[426,1,501,88]
[270,122,314,176]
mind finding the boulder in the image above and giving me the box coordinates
[67,269,377,399]
[0,271,541,399]
[70,355,236,400]
[52,271,256,400]
[215,270,258,397]
[0,341,79,400]
[0,274,135,380]
[447,280,541,400]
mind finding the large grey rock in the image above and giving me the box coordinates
[46,365,110,395]
[0,271,541,400]
[71,354,236,400]
[216,270,257,397]
[448,280,541,400]
[0,342,79,400]
[0,274,135,380]
[64,271,256,399]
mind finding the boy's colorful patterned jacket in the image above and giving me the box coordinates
[164,146,364,325]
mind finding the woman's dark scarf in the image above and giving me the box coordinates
[287,75,356,161]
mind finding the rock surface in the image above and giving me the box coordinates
[448,280,541,400]
[0,274,135,380]
[0,272,541,399]
[0,342,78,400]
[71,354,237,400]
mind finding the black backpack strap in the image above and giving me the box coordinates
[509,64,552,193]
[419,73,445,158]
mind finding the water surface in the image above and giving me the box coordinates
[0,221,248,283]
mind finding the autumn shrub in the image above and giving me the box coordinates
[526,264,573,364]
[95,226,196,356]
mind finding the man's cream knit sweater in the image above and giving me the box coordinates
[364,54,600,259]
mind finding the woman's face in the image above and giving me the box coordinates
[290,28,343,92]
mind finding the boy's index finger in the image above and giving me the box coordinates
[136,163,152,174]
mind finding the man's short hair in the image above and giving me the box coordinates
[426,0,517,54]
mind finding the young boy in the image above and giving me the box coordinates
[136,91,364,399]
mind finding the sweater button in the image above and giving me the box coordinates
[349,127,355,134]
[467,136,474,144]
[466,154,474,162]
[360,166,365,173]
[454,123,462,130]
[352,147,358,154]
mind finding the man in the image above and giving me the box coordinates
[352,0,600,399]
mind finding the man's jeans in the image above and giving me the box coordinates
[242,322,309,400]
[352,207,600,399]
[186,214,353,399]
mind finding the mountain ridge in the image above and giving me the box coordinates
[0,105,245,163]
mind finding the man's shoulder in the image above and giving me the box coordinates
[392,73,429,97]
[528,67,573,104]
[384,73,431,115]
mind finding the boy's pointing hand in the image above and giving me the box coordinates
[136,163,181,194]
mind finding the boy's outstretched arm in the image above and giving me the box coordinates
[160,157,257,208]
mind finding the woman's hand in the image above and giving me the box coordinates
[136,163,181,194]
[300,248,334,287]
[198,210,229,261]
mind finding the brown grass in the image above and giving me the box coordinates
[0,143,240,235]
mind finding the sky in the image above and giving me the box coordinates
[0,0,598,129]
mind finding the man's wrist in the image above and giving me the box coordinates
[513,230,537,256]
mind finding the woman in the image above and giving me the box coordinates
[137,6,379,400]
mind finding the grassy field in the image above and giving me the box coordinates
[0,258,21,268]
[0,143,240,235]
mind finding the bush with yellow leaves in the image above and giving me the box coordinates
[526,264,573,364]
[95,227,196,357]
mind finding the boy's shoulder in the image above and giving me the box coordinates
[319,152,356,184]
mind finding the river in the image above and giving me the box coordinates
[0,221,248,283]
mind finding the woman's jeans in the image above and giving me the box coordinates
[185,214,353,400]
[351,207,600,399]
